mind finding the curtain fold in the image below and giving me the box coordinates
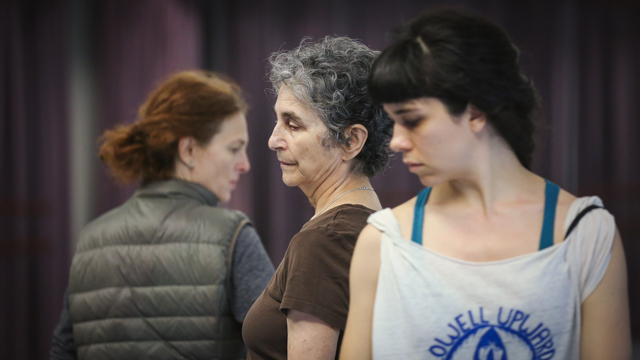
[95,0,203,214]
[577,2,640,334]
[0,0,70,359]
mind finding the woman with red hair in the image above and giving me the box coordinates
[51,71,274,360]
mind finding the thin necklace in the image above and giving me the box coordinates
[312,186,374,219]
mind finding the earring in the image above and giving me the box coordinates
[188,160,194,169]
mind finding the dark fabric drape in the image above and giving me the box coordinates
[575,0,640,335]
[0,0,70,359]
[95,0,203,214]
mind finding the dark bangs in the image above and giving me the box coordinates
[368,35,469,116]
[368,39,431,104]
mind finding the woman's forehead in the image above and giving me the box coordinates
[275,84,307,108]
[275,86,323,125]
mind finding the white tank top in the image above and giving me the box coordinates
[369,196,615,360]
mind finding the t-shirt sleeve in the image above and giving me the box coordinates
[230,224,275,323]
[279,226,354,330]
[568,199,617,302]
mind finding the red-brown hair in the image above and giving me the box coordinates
[99,70,248,183]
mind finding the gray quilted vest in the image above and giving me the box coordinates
[68,179,248,360]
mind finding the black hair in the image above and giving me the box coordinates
[369,7,539,169]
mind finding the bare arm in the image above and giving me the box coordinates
[580,228,631,360]
[286,310,340,360]
[340,225,382,360]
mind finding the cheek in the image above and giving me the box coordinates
[415,126,464,160]
[413,130,442,157]
[225,156,238,173]
[289,136,313,160]
[440,130,474,165]
[295,146,314,172]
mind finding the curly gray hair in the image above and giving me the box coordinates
[268,36,393,178]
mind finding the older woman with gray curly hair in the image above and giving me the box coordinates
[242,36,392,360]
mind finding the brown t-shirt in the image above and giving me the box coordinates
[242,204,375,360]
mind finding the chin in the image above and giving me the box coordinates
[280,175,299,188]
[417,174,442,188]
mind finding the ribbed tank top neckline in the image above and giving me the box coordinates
[411,180,560,250]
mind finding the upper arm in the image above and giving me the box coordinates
[340,224,382,360]
[279,227,354,329]
[286,309,340,360]
[230,224,275,322]
[580,228,631,360]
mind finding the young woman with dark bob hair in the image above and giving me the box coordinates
[50,71,274,360]
[341,8,630,360]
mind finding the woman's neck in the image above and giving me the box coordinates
[306,173,380,218]
[437,141,542,218]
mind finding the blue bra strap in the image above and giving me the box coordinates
[539,179,560,250]
[411,187,432,245]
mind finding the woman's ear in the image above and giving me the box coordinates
[467,104,487,133]
[342,124,368,161]
[177,136,196,169]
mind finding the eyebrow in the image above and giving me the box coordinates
[272,108,303,122]
[229,139,246,147]
[393,108,418,115]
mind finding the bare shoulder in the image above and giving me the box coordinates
[558,187,578,209]
[356,224,383,250]
[557,187,578,220]
[390,196,417,240]
[351,224,383,289]
[391,196,417,216]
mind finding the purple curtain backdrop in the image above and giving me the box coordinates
[575,1,640,337]
[0,0,70,359]
[95,0,203,214]
[1,0,639,359]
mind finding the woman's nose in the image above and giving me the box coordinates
[237,151,250,173]
[389,124,411,153]
[268,123,286,151]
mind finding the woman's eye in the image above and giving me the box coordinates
[401,118,422,129]
[287,121,300,130]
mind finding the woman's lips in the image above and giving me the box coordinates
[279,161,296,167]
[404,162,423,172]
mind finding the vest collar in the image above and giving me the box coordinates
[135,179,219,206]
